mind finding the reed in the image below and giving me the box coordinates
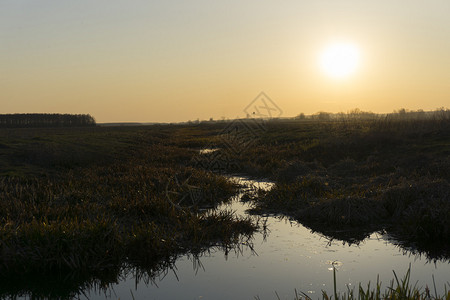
[271,266,450,300]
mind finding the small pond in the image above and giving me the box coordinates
[78,176,450,300]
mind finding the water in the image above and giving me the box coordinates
[198,148,219,154]
[81,176,450,300]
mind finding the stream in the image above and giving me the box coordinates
[80,175,450,300]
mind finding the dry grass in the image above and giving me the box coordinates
[0,125,257,298]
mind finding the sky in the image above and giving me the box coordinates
[1,1,450,123]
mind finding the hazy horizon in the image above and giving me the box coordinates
[2,1,450,123]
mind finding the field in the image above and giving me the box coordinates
[0,125,256,298]
[0,111,449,298]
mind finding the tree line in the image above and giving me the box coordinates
[295,108,450,121]
[0,114,96,128]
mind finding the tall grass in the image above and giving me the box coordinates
[262,266,450,300]
[322,266,450,300]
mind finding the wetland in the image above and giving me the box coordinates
[0,111,449,299]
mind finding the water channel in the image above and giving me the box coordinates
[79,176,450,300]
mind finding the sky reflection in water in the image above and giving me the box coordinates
[81,177,450,300]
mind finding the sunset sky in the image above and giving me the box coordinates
[1,1,450,123]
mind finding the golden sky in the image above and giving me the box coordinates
[1,1,450,122]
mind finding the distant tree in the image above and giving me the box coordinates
[0,113,96,128]
[347,108,377,120]
[313,111,331,121]
[336,112,346,121]
[296,113,306,120]
[349,108,362,115]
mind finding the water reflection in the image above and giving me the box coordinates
[198,148,219,155]
[2,176,450,299]
[0,242,258,300]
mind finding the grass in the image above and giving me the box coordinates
[0,125,258,298]
[0,109,449,297]
[264,265,450,300]
[238,112,450,255]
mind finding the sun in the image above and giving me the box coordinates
[319,42,360,79]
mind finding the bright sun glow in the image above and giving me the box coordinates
[320,42,360,79]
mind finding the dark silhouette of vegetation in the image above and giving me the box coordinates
[0,113,96,128]
[0,125,257,298]
[295,107,450,122]
[222,108,450,256]
[287,265,450,300]
[0,107,449,298]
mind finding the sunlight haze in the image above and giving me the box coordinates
[1,1,449,122]
[319,41,360,79]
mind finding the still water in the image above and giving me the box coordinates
[80,176,450,300]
